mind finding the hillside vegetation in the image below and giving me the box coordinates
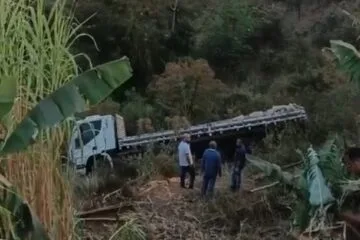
[75,0,360,142]
[1,0,360,239]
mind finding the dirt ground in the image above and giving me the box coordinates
[79,169,297,240]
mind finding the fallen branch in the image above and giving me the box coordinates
[202,214,225,224]
[250,181,279,192]
[103,177,142,201]
[250,175,301,193]
[282,160,302,170]
[302,223,344,234]
[77,203,134,218]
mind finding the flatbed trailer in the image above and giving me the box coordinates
[68,103,307,173]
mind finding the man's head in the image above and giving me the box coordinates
[345,147,360,174]
[182,133,191,143]
[209,140,217,149]
[236,138,243,146]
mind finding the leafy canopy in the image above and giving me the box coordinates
[147,58,227,122]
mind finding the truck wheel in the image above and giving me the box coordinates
[85,157,94,175]
[86,153,114,176]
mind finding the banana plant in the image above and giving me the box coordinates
[0,57,132,239]
[329,40,360,85]
[247,137,341,231]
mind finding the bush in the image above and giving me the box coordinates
[129,147,178,180]
[120,89,160,135]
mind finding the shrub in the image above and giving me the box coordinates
[120,89,158,135]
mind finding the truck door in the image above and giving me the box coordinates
[72,119,105,168]
[80,119,105,154]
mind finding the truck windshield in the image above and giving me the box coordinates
[75,120,102,148]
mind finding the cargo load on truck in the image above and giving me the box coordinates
[67,103,307,174]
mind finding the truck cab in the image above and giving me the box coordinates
[68,114,125,174]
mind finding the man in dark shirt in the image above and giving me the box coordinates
[201,141,222,197]
[230,138,252,192]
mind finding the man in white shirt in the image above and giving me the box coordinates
[178,133,195,189]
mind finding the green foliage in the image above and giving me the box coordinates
[74,0,202,90]
[330,40,360,86]
[130,146,178,180]
[247,135,350,231]
[247,155,295,186]
[0,177,50,240]
[317,135,348,197]
[1,58,132,154]
[302,146,335,206]
[0,58,132,238]
[120,89,158,135]
[147,58,228,122]
[195,0,260,67]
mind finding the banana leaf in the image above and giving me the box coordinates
[0,174,49,240]
[317,135,348,197]
[330,40,360,84]
[246,154,295,186]
[304,147,335,206]
[0,57,132,154]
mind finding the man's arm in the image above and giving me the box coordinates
[185,143,193,165]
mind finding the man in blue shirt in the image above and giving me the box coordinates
[201,141,222,197]
[178,133,195,189]
[231,138,252,191]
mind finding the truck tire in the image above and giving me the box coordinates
[85,157,94,175]
[85,153,114,176]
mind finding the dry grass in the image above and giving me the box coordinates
[6,129,74,239]
[0,0,94,238]
[78,163,295,240]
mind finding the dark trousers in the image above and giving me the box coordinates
[201,175,217,196]
[230,167,243,191]
[180,166,195,188]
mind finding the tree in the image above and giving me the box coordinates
[194,0,259,68]
[147,58,228,122]
[73,0,201,92]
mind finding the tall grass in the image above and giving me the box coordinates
[0,0,93,238]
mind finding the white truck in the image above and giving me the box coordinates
[67,103,307,174]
